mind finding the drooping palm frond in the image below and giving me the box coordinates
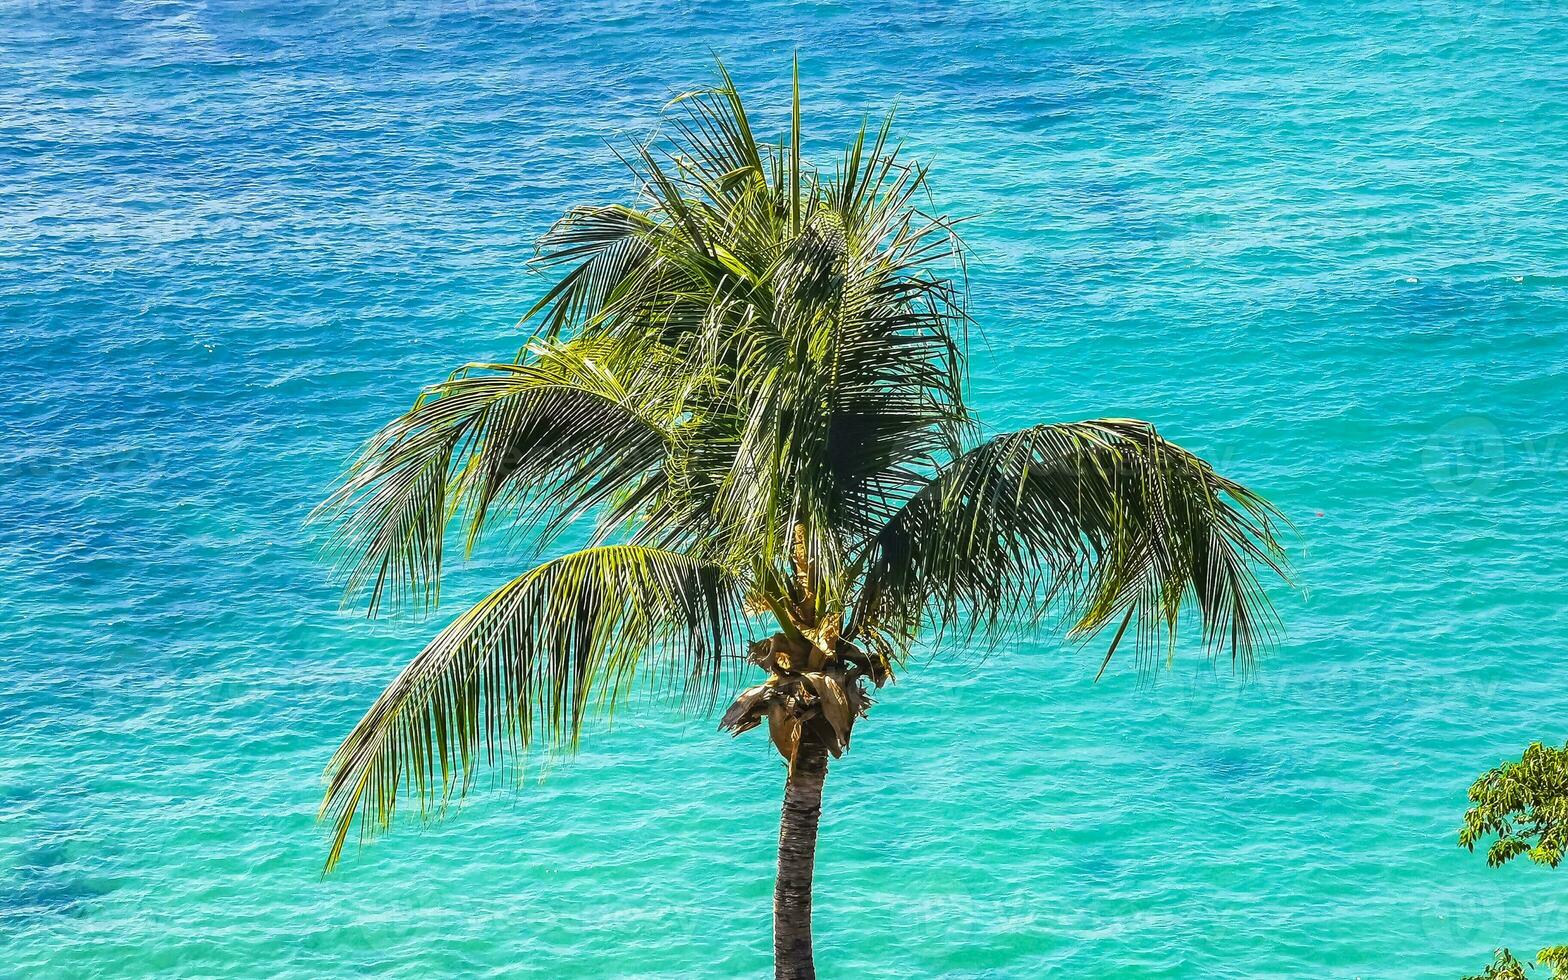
[311,336,684,614]
[854,419,1288,672]
[319,544,747,871]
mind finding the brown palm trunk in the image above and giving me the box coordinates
[774,734,828,979]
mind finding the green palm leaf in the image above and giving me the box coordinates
[319,544,745,872]
[855,419,1288,671]
[312,336,680,614]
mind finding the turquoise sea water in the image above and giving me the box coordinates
[5,2,1568,976]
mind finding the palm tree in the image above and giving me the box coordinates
[312,61,1289,979]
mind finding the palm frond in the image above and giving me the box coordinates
[319,545,747,872]
[855,419,1289,671]
[311,336,679,614]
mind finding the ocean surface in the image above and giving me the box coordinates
[5,1,1567,976]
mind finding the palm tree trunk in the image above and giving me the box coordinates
[774,734,828,979]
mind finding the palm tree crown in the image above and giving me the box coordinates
[311,62,1288,974]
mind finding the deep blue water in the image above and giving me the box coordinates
[4,1,1568,976]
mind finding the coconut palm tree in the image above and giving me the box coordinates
[313,62,1289,979]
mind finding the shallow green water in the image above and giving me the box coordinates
[4,2,1567,976]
